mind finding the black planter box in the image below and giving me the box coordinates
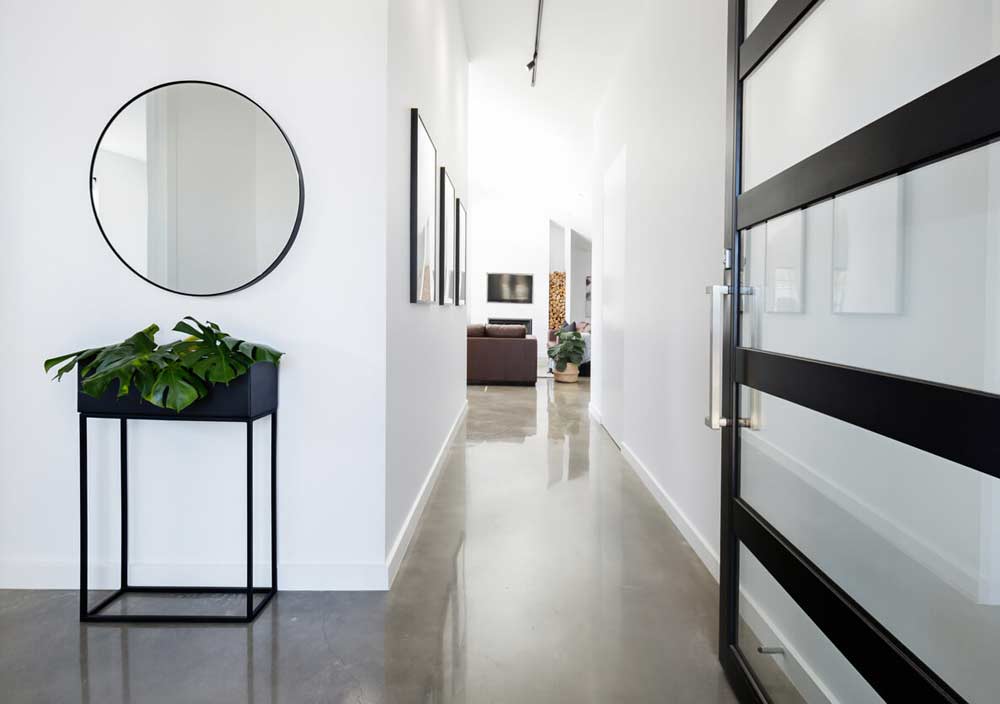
[77,362,278,419]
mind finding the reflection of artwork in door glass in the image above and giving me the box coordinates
[832,177,903,314]
[765,209,804,313]
[773,268,797,310]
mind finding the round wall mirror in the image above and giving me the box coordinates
[90,81,304,296]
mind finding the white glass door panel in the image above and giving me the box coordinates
[743,0,1000,189]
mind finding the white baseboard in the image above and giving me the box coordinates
[280,562,388,591]
[588,403,603,425]
[0,561,82,589]
[0,560,388,591]
[385,400,468,588]
[620,443,719,580]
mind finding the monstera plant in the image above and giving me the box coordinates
[44,317,283,412]
[547,330,586,383]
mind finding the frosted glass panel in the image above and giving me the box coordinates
[743,0,1000,189]
[741,143,1000,395]
[764,210,804,313]
[740,393,1000,704]
[744,0,778,37]
[831,178,903,315]
[738,545,883,704]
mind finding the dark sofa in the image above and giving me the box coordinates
[467,324,537,386]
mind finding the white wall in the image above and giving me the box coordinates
[597,147,627,444]
[385,0,469,579]
[468,218,548,341]
[549,220,566,272]
[592,0,728,575]
[568,231,591,323]
[0,0,390,589]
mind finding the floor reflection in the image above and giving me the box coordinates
[464,385,538,444]
[545,380,590,484]
[79,610,279,704]
[386,425,468,703]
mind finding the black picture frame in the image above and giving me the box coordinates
[410,109,438,303]
[439,167,457,305]
[456,199,468,306]
[89,80,305,298]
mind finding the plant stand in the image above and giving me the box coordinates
[78,364,278,624]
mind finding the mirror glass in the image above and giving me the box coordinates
[91,82,303,296]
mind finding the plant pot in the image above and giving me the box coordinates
[553,362,580,384]
[78,362,278,419]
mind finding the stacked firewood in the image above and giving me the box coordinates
[549,271,566,331]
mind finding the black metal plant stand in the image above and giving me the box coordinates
[78,364,278,624]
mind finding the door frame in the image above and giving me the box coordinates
[718,1,1000,702]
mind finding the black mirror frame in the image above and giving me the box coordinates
[88,80,305,297]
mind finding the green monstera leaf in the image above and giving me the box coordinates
[547,331,586,372]
[45,324,173,399]
[171,318,248,384]
[45,325,158,382]
[222,335,283,365]
[171,317,284,385]
[145,364,208,412]
[44,318,283,412]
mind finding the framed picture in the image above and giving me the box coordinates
[457,199,468,306]
[410,109,437,303]
[832,176,903,314]
[764,209,805,313]
[439,168,456,305]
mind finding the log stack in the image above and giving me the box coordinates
[549,271,566,331]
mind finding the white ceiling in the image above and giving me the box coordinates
[459,0,647,236]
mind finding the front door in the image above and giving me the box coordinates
[715,2,1000,702]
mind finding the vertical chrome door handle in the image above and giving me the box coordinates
[706,284,756,430]
[705,285,728,429]
[744,285,762,431]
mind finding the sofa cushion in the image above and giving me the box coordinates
[558,321,577,334]
[485,324,527,338]
[467,324,486,337]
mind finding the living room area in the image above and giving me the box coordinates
[466,220,592,388]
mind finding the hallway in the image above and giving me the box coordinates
[390,380,738,702]
[0,381,737,703]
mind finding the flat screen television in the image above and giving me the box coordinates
[487,273,533,303]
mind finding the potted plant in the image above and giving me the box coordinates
[547,330,586,383]
[44,317,283,416]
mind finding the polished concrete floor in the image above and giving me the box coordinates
[0,381,738,703]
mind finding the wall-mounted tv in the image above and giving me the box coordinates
[487,273,533,303]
